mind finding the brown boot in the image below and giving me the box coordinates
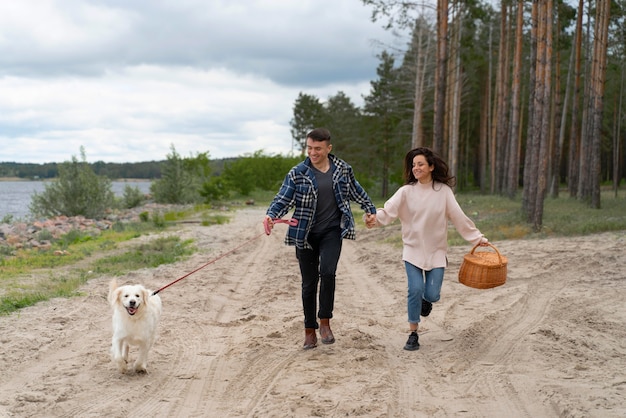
[304,328,317,350]
[319,318,335,344]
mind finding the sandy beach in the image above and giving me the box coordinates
[0,206,624,417]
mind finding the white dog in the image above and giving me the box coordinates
[108,278,162,373]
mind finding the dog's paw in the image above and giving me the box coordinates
[112,356,127,373]
[133,362,148,374]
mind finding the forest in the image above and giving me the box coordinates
[290,0,625,230]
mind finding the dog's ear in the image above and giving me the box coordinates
[142,287,151,305]
[108,279,118,305]
[108,282,123,307]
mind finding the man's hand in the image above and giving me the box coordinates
[263,216,274,235]
[364,213,377,229]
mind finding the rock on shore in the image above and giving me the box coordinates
[0,203,182,251]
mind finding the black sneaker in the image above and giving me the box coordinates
[404,331,420,351]
[421,299,432,317]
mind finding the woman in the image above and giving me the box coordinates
[370,147,488,351]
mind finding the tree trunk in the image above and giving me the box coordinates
[567,0,584,198]
[492,0,508,194]
[586,0,610,208]
[483,22,493,194]
[433,0,448,154]
[522,1,539,216]
[411,18,432,149]
[448,4,462,180]
[497,3,512,194]
[548,5,563,198]
[506,0,524,198]
[524,0,552,231]
[553,32,575,198]
[532,0,553,231]
[578,1,593,201]
[615,64,625,197]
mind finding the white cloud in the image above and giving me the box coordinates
[0,0,398,164]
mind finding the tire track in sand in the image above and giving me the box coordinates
[432,241,587,417]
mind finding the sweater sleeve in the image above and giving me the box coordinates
[376,187,403,226]
[446,188,484,245]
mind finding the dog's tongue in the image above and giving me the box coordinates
[126,307,138,315]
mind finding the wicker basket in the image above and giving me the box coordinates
[458,242,507,289]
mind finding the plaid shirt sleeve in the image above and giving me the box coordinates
[266,164,315,247]
[331,155,376,240]
[266,168,297,219]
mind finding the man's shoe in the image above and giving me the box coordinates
[404,331,420,351]
[319,318,335,344]
[421,299,432,317]
[304,328,317,350]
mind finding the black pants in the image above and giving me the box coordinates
[296,226,342,329]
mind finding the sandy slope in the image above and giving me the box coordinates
[0,207,625,417]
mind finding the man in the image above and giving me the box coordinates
[265,128,377,349]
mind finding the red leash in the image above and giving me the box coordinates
[153,217,298,295]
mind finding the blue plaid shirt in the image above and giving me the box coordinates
[266,154,376,249]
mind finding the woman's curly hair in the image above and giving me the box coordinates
[403,147,456,188]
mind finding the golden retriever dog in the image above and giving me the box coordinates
[108,278,162,373]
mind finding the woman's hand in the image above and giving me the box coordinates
[364,213,377,229]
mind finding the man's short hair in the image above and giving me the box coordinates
[306,128,331,142]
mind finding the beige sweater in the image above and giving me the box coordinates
[376,181,484,270]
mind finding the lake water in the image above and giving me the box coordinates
[0,181,152,221]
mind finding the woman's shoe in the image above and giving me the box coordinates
[404,331,420,351]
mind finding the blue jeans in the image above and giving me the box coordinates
[404,262,444,324]
[296,226,343,329]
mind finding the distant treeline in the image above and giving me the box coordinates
[0,159,233,180]
[0,161,163,179]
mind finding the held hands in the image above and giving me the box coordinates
[364,213,377,229]
[478,237,489,246]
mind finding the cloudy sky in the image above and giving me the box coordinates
[0,0,400,164]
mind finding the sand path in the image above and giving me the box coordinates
[1,207,625,417]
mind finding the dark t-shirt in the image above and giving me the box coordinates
[310,165,341,233]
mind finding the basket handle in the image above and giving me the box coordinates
[470,242,504,265]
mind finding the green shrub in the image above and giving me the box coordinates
[152,211,166,228]
[29,147,114,219]
[36,229,54,242]
[57,229,93,249]
[122,185,145,208]
[150,145,212,204]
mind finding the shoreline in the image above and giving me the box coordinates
[0,177,153,182]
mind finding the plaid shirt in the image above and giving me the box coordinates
[266,154,376,249]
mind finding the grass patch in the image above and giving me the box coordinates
[0,236,195,315]
[0,206,224,315]
[0,225,152,276]
[0,271,91,314]
[201,213,230,226]
[92,236,195,275]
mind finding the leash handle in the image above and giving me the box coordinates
[264,217,298,235]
